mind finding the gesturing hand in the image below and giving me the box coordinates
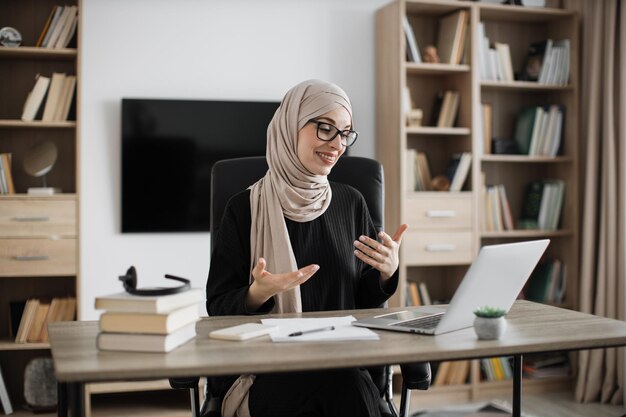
[353,224,408,280]
[247,257,319,310]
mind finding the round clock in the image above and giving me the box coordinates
[0,27,22,47]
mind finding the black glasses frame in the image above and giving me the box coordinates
[307,119,358,147]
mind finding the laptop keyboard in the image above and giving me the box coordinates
[391,314,443,330]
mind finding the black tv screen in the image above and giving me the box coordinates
[121,98,279,232]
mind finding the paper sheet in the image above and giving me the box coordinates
[261,315,379,342]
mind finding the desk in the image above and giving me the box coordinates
[49,301,626,417]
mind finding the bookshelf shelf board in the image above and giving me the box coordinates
[480,155,572,163]
[481,81,573,92]
[0,194,77,200]
[405,0,469,15]
[407,126,470,136]
[478,375,572,389]
[407,190,473,198]
[406,63,470,75]
[0,46,77,60]
[86,379,174,395]
[479,4,573,22]
[425,383,473,393]
[0,120,76,129]
[481,230,572,239]
[0,340,50,351]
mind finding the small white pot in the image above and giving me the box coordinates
[473,316,507,340]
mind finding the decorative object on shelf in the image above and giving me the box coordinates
[23,141,61,195]
[24,358,57,412]
[423,45,440,63]
[473,306,507,340]
[430,175,450,191]
[407,108,423,127]
[0,27,22,47]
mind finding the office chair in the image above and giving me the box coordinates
[169,156,431,417]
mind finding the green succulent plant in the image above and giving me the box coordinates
[473,306,507,318]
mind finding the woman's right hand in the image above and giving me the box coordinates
[246,257,319,311]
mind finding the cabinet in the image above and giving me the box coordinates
[0,0,80,412]
[376,0,578,406]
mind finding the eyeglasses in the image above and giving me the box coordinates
[307,119,358,147]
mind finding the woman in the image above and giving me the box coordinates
[206,79,407,417]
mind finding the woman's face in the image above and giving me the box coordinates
[296,106,351,176]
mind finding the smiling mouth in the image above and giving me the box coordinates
[317,152,336,163]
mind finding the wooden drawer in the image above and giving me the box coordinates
[404,194,472,229]
[0,238,76,276]
[0,199,76,237]
[402,231,473,266]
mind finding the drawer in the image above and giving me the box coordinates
[404,194,472,229]
[402,231,473,266]
[0,238,76,276]
[0,199,76,237]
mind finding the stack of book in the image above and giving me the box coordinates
[13,297,76,343]
[518,180,565,231]
[433,360,470,386]
[483,184,514,232]
[514,105,565,157]
[405,149,432,192]
[477,23,514,82]
[21,72,77,122]
[36,5,79,49]
[524,259,566,304]
[481,356,513,381]
[95,289,203,353]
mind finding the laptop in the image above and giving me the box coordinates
[352,239,550,335]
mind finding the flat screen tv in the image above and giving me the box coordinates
[121,98,279,233]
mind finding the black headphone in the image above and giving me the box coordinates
[119,266,191,296]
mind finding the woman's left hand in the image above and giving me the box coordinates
[353,224,408,280]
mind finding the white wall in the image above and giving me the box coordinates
[80,0,389,319]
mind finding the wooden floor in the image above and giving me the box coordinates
[9,389,626,417]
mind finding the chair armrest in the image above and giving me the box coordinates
[400,362,431,390]
[168,377,200,390]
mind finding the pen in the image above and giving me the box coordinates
[288,326,336,337]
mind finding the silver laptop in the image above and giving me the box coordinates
[353,239,549,335]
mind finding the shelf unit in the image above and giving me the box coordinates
[0,0,80,411]
[376,0,578,405]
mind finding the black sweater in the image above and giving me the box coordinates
[206,181,399,316]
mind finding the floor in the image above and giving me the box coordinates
[411,391,626,417]
[11,389,626,417]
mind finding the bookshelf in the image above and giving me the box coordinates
[376,0,578,406]
[0,0,80,411]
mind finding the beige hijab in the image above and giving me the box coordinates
[250,79,353,313]
[222,79,353,417]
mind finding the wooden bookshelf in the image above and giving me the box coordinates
[0,0,80,412]
[376,0,578,405]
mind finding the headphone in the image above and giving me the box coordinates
[119,266,191,296]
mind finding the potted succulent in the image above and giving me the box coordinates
[473,306,507,340]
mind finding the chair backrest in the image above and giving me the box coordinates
[210,156,384,249]
[209,155,388,396]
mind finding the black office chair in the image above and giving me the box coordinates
[170,156,431,417]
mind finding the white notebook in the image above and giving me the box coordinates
[261,316,379,343]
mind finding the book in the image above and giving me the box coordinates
[482,104,492,154]
[436,10,468,64]
[518,181,543,229]
[100,303,200,334]
[15,299,39,343]
[36,6,60,47]
[0,154,15,194]
[41,6,64,47]
[418,282,431,305]
[433,361,452,386]
[403,16,421,63]
[54,75,77,121]
[97,322,197,353]
[494,42,514,81]
[0,365,12,415]
[209,323,278,341]
[42,72,66,121]
[408,282,421,307]
[53,6,78,49]
[21,74,51,121]
[95,288,204,314]
[449,152,471,192]
[27,302,50,342]
[45,6,72,49]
